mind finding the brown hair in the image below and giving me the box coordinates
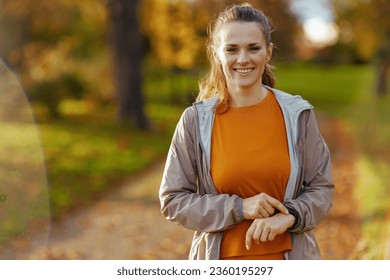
[197,3,275,110]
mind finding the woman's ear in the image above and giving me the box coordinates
[267,42,274,62]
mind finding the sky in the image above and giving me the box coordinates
[290,0,334,23]
[289,0,338,46]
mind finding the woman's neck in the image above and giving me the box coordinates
[229,84,268,107]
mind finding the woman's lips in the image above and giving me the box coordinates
[234,68,255,74]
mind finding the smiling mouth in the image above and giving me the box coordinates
[234,68,255,74]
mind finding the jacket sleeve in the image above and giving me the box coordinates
[284,110,335,232]
[159,107,244,233]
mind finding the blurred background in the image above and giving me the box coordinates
[0,0,389,260]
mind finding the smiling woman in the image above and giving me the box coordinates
[159,3,334,260]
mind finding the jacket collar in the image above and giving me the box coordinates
[193,95,218,169]
[193,86,313,117]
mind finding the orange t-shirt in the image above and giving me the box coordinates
[211,91,292,259]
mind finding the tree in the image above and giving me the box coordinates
[0,0,108,118]
[332,0,390,96]
[106,0,149,129]
[140,0,208,70]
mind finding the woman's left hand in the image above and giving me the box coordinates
[245,213,295,250]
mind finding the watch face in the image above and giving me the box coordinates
[0,59,50,259]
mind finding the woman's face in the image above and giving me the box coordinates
[216,21,272,94]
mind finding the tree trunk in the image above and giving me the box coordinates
[376,60,390,97]
[375,32,390,97]
[107,0,149,129]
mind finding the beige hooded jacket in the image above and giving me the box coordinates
[159,87,334,259]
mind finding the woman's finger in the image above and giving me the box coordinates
[262,201,275,216]
[252,220,264,245]
[267,196,289,215]
[245,223,256,250]
[257,207,270,218]
[260,224,271,242]
[268,231,276,241]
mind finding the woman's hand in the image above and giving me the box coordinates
[245,213,295,250]
[242,193,289,220]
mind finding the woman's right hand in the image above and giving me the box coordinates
[242,193,289,220]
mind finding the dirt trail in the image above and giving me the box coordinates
[0,116,362,260]
[0,161,193,260]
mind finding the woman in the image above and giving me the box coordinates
[159,3,334,260]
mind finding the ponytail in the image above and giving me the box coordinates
[262,63,275,88]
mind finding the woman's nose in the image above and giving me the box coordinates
[237,50,249,64]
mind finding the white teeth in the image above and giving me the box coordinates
[235,68,254,73]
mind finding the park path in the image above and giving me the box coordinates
[1,115,364,260]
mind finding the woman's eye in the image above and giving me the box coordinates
[225,47,237,52]
[249,46,260,51]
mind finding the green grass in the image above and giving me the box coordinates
[38,101,183,217]
[274,62,374,116]
[143,69,200,106]
[0,121,50,243]
[354,156,390,259]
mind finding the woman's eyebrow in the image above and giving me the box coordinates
[224,43,260,47]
